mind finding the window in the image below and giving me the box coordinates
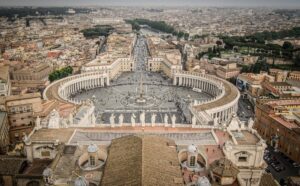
[190,156,196,166]
[90,155,95,166]
[0,84,5,90]
[41,151,50,157]
[238,156,247,162]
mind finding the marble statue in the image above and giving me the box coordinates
[171,114,176,128]
[23,134,29,143]
[192,116,197,127]
[48,109,60,129]
[36,116,41,130]
[91,114,96,125]
[248,117,254,129]
[151,113,157,127]
[68,113,73,125]
[131,113,136,127]
[241,121,245,129]
[119,114,124,126]
[140,111,145,127]
[164,114,169,127]
[213,118,218,127]
[110,113,115,127]
[61,119,68,128]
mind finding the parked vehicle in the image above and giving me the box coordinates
[293,162,300,168]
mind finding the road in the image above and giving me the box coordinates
[237,97,254,122]
[264,146,300,183]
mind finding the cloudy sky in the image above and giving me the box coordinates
[0,0,299,8]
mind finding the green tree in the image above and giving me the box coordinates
[294,53,300,67]
[282,41,294,50]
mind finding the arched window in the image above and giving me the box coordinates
[190,156,196,166]
[90,155,95,166]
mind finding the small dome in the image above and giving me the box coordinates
[42,167,52,177]
[196,176,211,186]
[188,144,197,153]
[87,144,98,153]
[74,176,88,186]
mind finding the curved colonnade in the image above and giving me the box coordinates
[44,70,239,127]
[43,71,110,104]
[174,71,240,126]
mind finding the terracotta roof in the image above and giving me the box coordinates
[210,158,239,178]
[101,135,183,186]
[0,65,9,82]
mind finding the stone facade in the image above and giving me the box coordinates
[254,99,300,164]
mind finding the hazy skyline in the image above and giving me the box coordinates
[0,0,300,8]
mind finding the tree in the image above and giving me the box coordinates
[282,41,294,50]
[183,33,189,40]
[293,53,300,66]
[48,66,73,82]
[216,40,223,46]
[177,31,185,38]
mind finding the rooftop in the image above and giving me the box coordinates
[0,65,9,82]
[30,128,75,143]
[195,77,239,111]
[100,135,183,186]
[0,112,7,128]
[231,130,259,145]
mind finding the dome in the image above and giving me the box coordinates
[196,176,211,186]
[187,144,197,153]
[74,176,89,186]
[87,144,98,153]
[42,167,52,177]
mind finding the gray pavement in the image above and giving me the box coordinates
[237,97,254,122]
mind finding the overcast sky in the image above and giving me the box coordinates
[0,0,299,8]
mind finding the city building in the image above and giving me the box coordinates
[81,33,136,79]
[0,65,11,97]
[288,71,300,81]
[12,63,52,81]
[216,62,241,79]
[236,72,274,104]
[254,99,300,164]
[3,93,43,143]
[147,36,182,78]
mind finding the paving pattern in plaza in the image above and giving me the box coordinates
[72,36,213,124]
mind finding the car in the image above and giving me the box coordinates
[293,162,300,168]
[274,166,282,172]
